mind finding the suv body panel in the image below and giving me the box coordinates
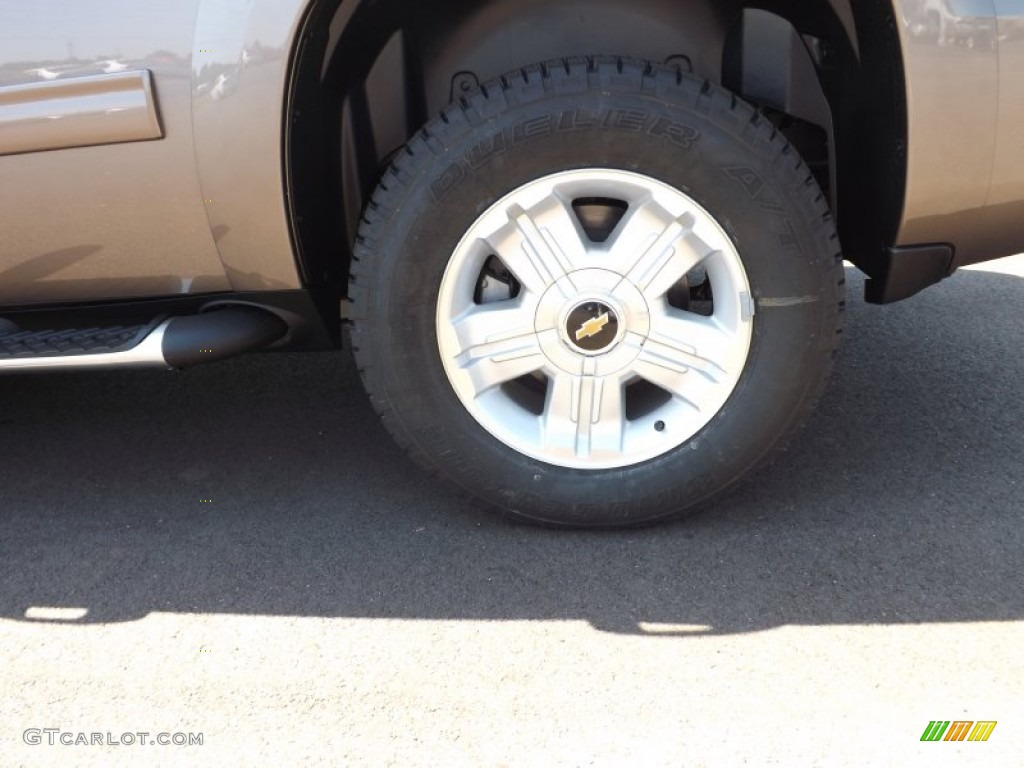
[895,0,1024,267]
[1,0,1023,310]
[0,0,311,307]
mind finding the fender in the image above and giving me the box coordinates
[191,0,314,292]
[890,0,1024,268]
[289,0,868,288]
[890,0,1001,265]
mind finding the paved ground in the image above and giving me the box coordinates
[1,261,1022,767]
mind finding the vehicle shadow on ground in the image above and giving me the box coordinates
[0,268,1020,636]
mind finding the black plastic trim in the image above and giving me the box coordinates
[162,307,289,369]
[864,244,954,304]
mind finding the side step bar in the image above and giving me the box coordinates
[0,306,288,373]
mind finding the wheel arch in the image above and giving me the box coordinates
[284,0,907,295]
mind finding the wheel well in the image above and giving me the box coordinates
[285,0,905,294]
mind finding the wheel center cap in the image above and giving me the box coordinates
[567,301,619,353]
[534,270,649,374]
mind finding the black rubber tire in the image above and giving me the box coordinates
[350,57,844,528]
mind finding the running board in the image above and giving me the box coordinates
[0,306,288,372]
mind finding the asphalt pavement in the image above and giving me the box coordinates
[1,261,1022,767]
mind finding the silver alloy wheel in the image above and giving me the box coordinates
[436,169,755,470]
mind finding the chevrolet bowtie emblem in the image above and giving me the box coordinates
[575,312,611,341]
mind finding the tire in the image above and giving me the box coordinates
[350,56,844,528]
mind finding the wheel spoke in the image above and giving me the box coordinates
[631,352,718,413]
[451,303,546,396]
[452,300,539,348]
[488,198,588,297]
[544,370,626,458]
[649,309,735,375]
[629,311,735,412]
[609,203,713,300]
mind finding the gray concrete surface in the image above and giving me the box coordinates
[1,262,1022,767]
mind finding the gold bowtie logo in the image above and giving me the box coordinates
[575,312,611,341]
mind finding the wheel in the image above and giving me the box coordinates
[350,57,844,527]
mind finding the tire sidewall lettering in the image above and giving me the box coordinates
[431,107,702,202]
